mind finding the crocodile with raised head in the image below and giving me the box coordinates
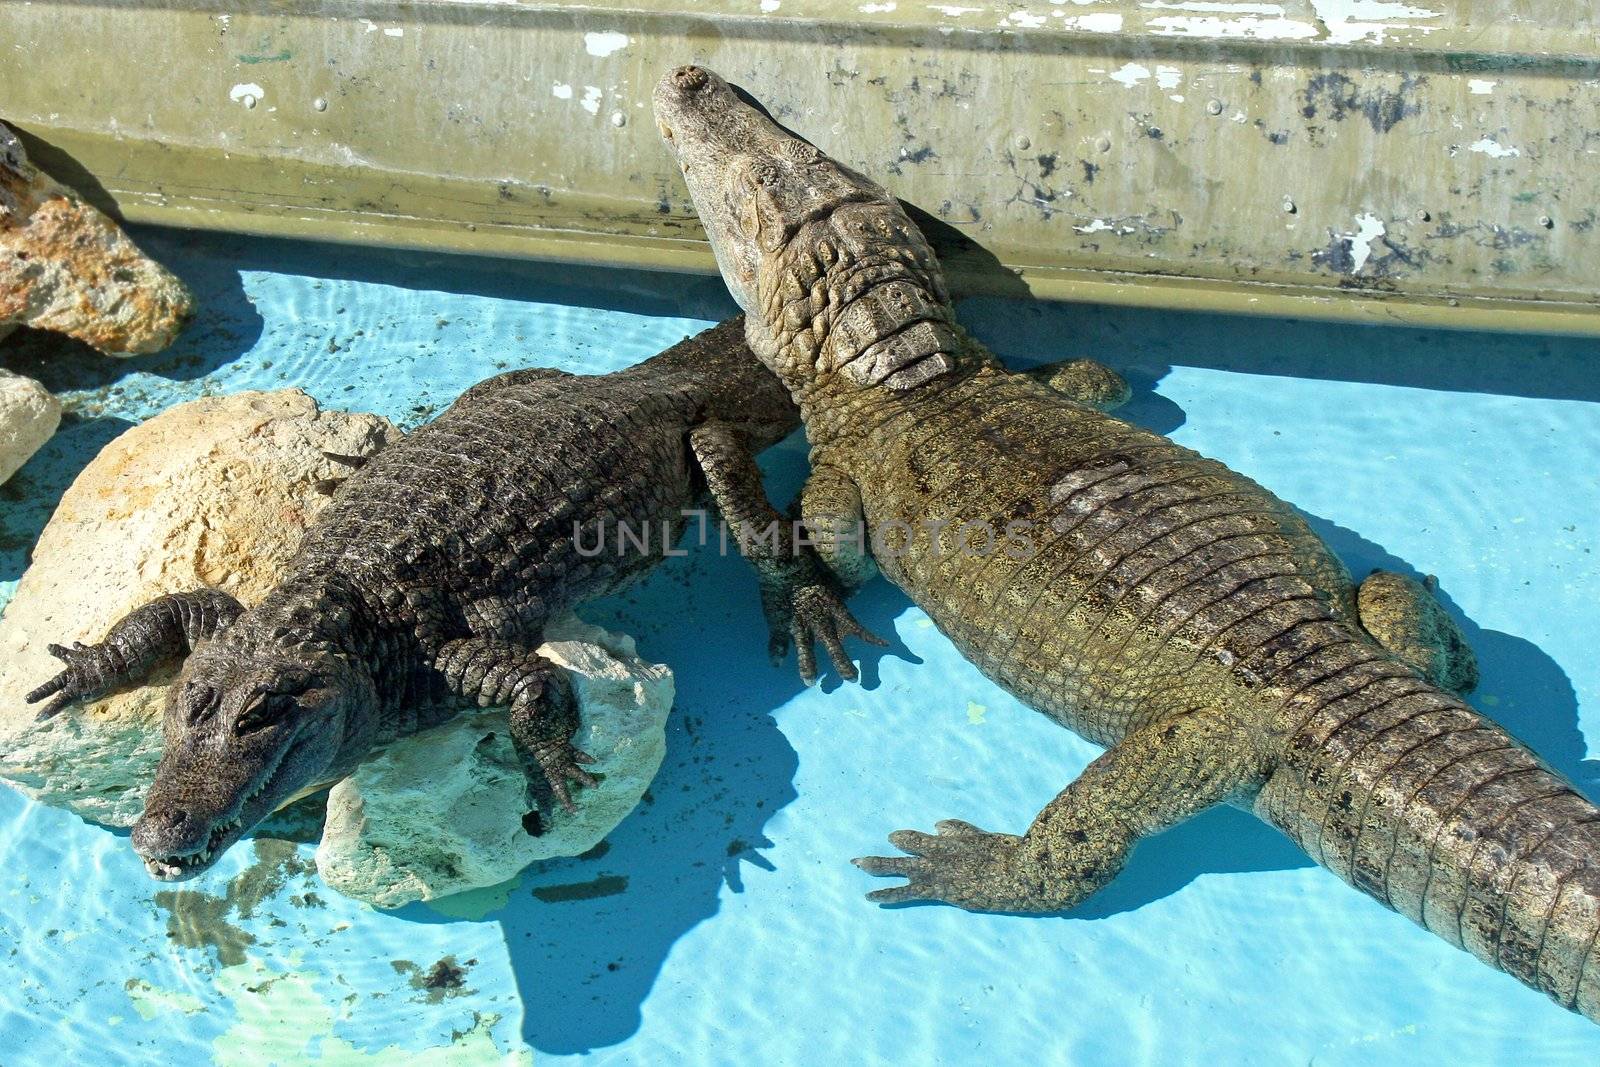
[653,64,1600,1023]
[24,318,876,881]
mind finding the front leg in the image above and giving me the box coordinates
[432,637,595,815]
[690,420,882,684]
[855,707,1266,912]
[25,589,244,720]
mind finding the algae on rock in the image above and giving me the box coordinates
[1,121,194,355]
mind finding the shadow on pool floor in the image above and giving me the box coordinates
[381,458,1586,1055]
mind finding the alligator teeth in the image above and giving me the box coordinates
[142,737,297,878]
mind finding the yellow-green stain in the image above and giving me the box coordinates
[967,701,987,725]
[210,957,532,1067]
[423,872,523,921]
[123,977,206,1020]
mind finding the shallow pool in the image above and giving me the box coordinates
[2,228,1599,1065]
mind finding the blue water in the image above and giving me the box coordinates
[2,228,1599,1064]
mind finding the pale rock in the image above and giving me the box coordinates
[0,389,398,824]
[0,368,60,484]
[315,615,674,909]
[0,121,195,354]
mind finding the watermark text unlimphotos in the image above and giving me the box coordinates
[572,509,1044,562]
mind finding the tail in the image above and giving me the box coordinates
[1254,663,1600,1022]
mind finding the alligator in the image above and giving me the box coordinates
[24,317,878,880]
[653,64,1600,1023]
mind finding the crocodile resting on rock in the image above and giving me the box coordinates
[25,318,879,880]
[655,64,1600,1023]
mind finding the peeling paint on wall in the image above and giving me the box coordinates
[584,31,630,56]
[1309,0,1443,45]
[1110,62,1151,86]
[1060,12,1124,30]
[1467,137,1521,158]
[1147,14,1318,39]
[1144,2,1288,13]
[1312,212,1414,281]
[1345,212,1386,272]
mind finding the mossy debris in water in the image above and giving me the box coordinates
[209,958,529,1067]
[390,955,476,1004]
[152,839,319,967]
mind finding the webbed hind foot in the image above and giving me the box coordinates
[1024,358,1131,412]
[1357,570,1479,695]
[432,637,597,816]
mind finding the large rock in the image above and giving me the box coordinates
[0,389,398,824]
[0,387,676,907]
[315,615,674,908]
[0,122,195,354]
[0,368,59,484]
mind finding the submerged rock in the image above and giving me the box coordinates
[315,615,674,909]
[0,389,398,824]
[0,368,60,484]
[0,122,195,354]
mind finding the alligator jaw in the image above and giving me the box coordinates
[142,814,244,881]
[136,732,302,881]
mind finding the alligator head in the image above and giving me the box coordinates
[131,624,375,881]
[653,65,969,399]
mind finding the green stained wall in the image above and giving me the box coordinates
[3,1,1596,333]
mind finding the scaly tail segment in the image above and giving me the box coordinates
[1256,652,1600,1020]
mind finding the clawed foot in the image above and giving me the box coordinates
[527,738,599,815]
[853,819,1037,912]
[24,642,115,721]
[768,580,886,685]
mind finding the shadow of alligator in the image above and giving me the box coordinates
[960,294,1600,440]
[385,438,907,1056]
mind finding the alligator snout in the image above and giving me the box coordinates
[670,65,709,92]
[131,806,204,857]
[132,804,245,881]
[653,63,728,131]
